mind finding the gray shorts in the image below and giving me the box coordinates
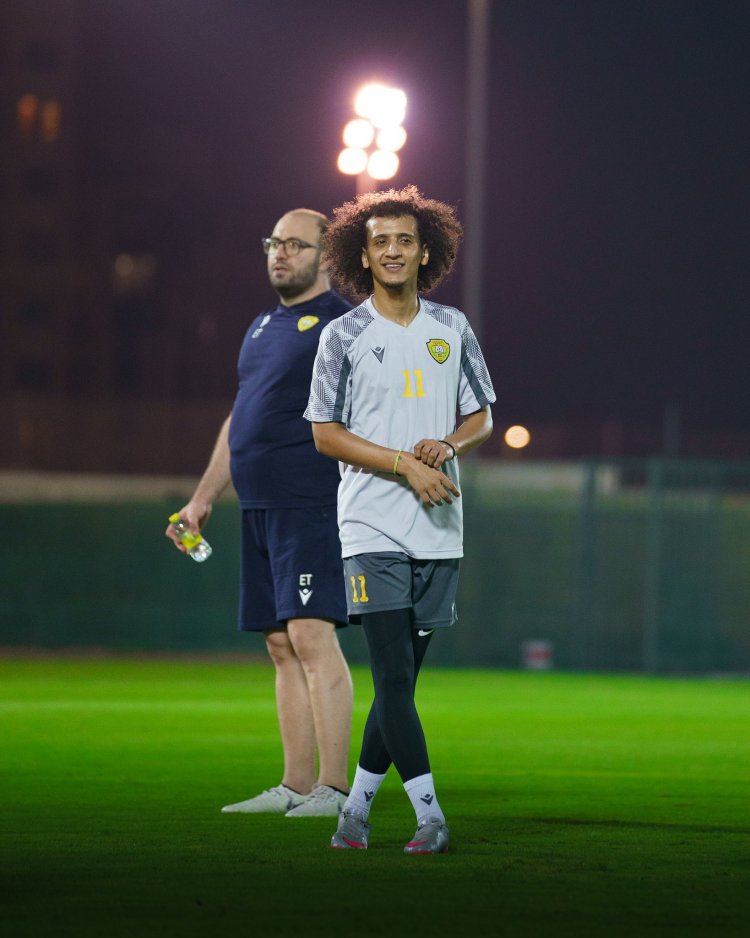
[343,551,459,630]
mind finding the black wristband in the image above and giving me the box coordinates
[439,440,455,460]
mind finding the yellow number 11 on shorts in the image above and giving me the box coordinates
[350,575,369,604]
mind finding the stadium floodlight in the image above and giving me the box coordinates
[337,82,407,192]
[342,118,375,149]
[337,147,369,175]
[375,125,407,153]
[367,149,399,180]
[354,83,407,129]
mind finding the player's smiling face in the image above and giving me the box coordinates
[361,214,429,292]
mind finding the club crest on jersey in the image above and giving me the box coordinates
[297,315,320,332]
[426,338,450,364]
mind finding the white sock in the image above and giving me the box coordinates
[344,764,387,819]
[404,772,445,825]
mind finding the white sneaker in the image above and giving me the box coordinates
[221,784,307,814]
[285,784,348,817]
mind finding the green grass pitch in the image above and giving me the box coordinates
[1,657,748,937]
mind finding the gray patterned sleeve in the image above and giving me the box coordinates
[305,322,349,423]
[305,306,374,423]
[459,317,496,412]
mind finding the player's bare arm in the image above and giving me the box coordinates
[312,420,460,508]
[413,406,494,468]
[165,413,234,550]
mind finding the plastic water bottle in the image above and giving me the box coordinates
[168,513,212,562]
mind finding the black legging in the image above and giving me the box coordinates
[359,608,433,781]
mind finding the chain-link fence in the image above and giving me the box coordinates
[446,459,750,673]
[1,461,749,673]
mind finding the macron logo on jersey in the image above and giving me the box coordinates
[299,573,313,606]
[371,346,385,363]
[252,314,272,339]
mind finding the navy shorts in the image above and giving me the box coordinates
[343,551,460,630]
[238,506,348,632]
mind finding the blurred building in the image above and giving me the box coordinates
[0,1,86,398]
[1,1,748,474]
[0,0,253,474]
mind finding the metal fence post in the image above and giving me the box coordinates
[573,460,598,670]
[643,459,664,674]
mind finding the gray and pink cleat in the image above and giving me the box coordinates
[403,817,450,854]
[330,809,371,849]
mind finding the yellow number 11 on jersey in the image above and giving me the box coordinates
[402,369,426,398]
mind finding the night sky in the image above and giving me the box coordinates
[79,0,749,443]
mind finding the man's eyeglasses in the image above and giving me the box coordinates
[262,237,320,257]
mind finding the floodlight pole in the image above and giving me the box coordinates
[462,0,491,344]
[356,173,377,197]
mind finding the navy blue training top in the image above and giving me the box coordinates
[229,290,351,508]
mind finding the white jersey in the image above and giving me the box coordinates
[304,296,496,559]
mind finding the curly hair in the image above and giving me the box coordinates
[323,185,463,299]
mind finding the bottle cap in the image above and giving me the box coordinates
[168,512,181,523]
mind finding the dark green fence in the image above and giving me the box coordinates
[1,460,749,673]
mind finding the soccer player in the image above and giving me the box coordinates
[167,209,353,817]
[304,186,495,852]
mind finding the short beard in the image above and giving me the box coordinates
[271,266,319,302]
